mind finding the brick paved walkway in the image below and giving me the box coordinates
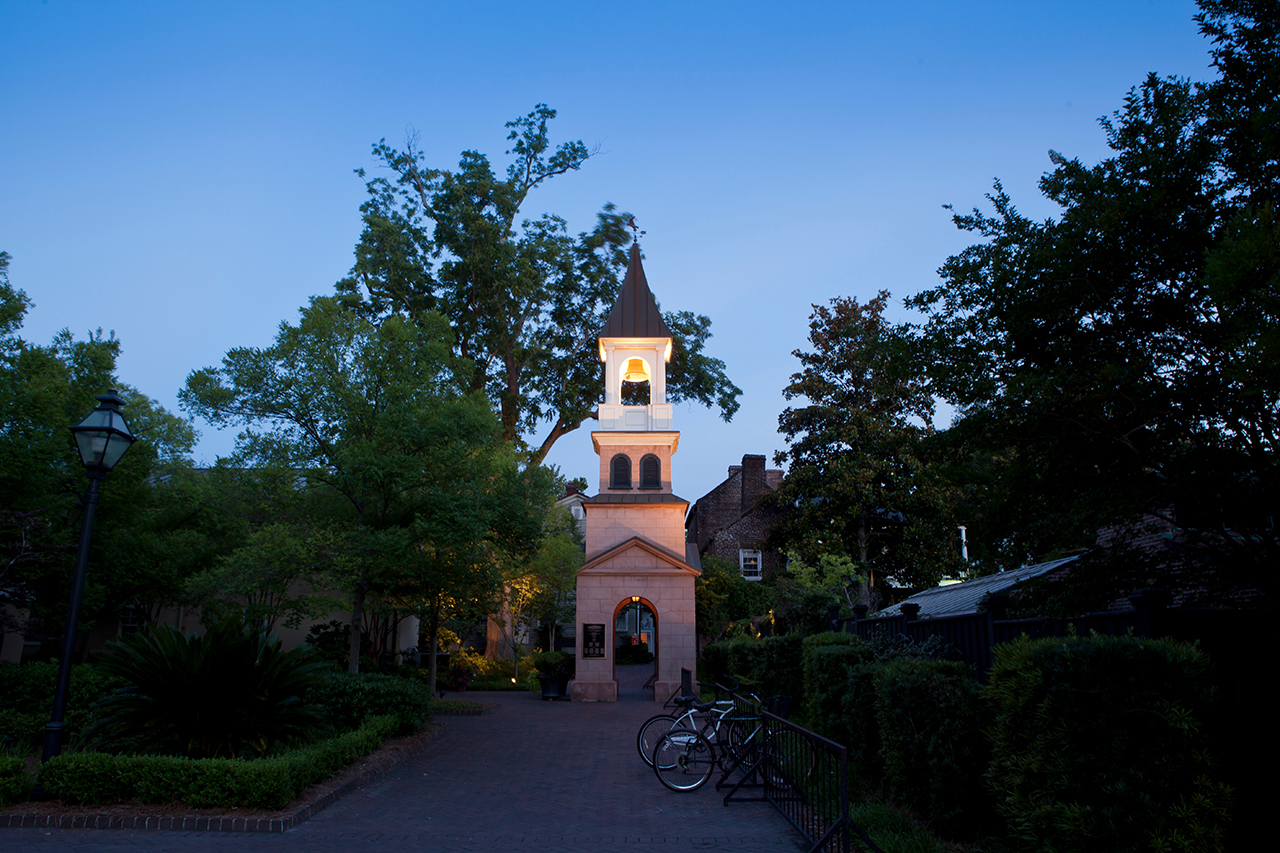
[1,665,806,852]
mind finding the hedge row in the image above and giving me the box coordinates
[701,633,805,702]
[790,630,1230,849]
[38,714,397,810]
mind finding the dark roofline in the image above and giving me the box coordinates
[599,243,672,339]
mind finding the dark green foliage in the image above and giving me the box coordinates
[841,659,885,786]
[338,106,740,466]
[874,658,991,839]
[907,0,1280,583]
[39,714,395,809]
[0,661,123,750]
[835,633,963,789]
[986,634,1231,852]
[695,554,766,643]
[701,634,804,702]
[303,670,434,736]
[768,293,961,597]
[765,578,840,637]
[88,619,330,759]
[532,650,575,679]
[0,755,32,806]
[801,634,869,742]
[304,619,354,667]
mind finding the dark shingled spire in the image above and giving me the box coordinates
[600,243,672,339]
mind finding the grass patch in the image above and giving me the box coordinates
[849,794,948,853]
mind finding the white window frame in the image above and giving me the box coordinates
[739,549,762,581]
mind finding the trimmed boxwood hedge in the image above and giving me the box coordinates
[874,658,991,838]
[702,633,805,702]
[38,714,397,809]
[801,636,870,747]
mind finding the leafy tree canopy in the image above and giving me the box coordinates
[336,104,741,464]
[907,0,1280,592]
[0,251,197,641]
[181,297,550,671]
[767,292,963,600]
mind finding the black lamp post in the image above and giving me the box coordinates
[40,390,136,764]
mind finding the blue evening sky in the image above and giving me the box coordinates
[2,0,1213,502]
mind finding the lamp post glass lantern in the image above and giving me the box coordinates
[71,389,136,470]
[40,390,136,766]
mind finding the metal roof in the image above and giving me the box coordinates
[599,243,672,340]
[586,493,688,505]
[874,555,1080,619]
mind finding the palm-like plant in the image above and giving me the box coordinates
[88,617,330,759]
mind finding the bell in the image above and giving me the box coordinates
[623,358,649,383]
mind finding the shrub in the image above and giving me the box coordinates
[986,633,1231,853]
[455,651,536,689]
[0,661,124,750]
[304,671,434,735]
[532,651,575,680]
[88,617,331,759]
[40,715,396,809]
[0,754,32,806]
[702,634,804,701]
[801,634,870,741]
[874,658,991,838]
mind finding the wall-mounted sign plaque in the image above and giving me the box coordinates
[583,623,606,659]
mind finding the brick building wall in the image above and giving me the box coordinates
[686,454,786,580]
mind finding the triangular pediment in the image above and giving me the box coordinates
[579,536,700,577]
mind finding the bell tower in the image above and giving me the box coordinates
[572,242,699,702]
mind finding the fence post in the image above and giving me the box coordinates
[978,592,1009,681]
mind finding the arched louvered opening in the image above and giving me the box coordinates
[610,454,632,489]
[640,454,661,489]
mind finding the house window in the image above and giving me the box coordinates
[640,454,661,489]
[739,549,762,581]
[610,454,632,489]
[118,607,144,635]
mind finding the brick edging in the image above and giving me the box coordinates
[0,721,452,833]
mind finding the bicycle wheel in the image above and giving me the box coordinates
[764,731,816,790]
[638,714,689,766]
[652,729,715,792]
[725,718,761,764]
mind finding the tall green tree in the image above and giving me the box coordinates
[180,297,540,672]
[768,292,962,603]
[337,105,741,464]
[908,0,1280,594]
[0,251,197,645]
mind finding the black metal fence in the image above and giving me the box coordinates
[718,691,883,853]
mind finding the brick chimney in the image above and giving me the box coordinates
[741,454,767,514]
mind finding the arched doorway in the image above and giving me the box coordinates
[613,596,657,699]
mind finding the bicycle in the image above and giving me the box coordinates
[651,690,816,793]
[636,679,754,767]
